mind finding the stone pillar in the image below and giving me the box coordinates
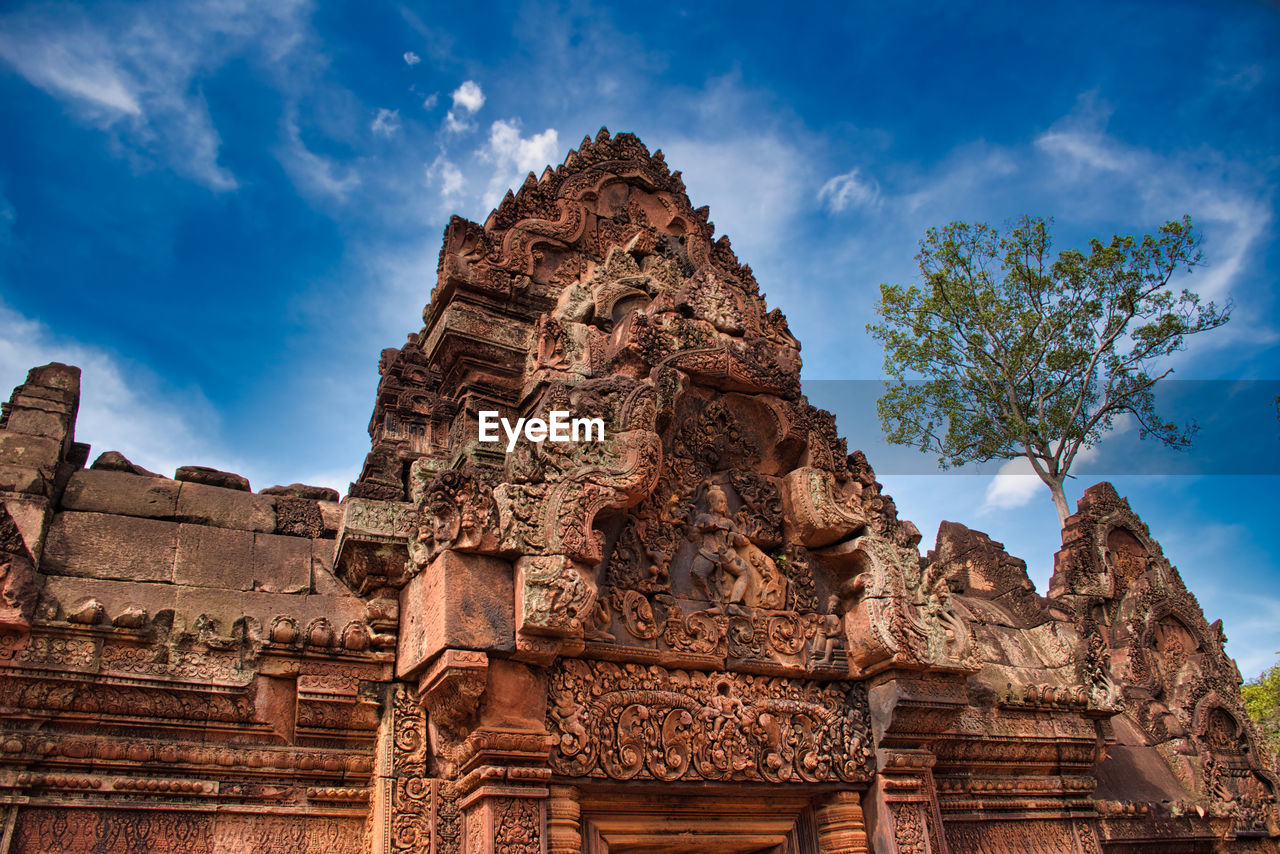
[864,751,948,854]
[0,363,85,635]
[453,725,552,854]
[369,682,431,854]
[459,786,547,854]
[448,660,553,854]
[546,785,581,854]
[815,791,869,853]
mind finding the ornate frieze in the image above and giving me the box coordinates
[547,659,873,783]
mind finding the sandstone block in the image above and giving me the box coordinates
[91,450,160,476]
[318,501,341,536]
[4,498,48,564]
[311,538,348,596]
[252,532,311,594]
[23,362,79,392]
[62,469,179,519]
[174,523,255,589]
[176,481,275,532]
[41,576,177,624]
[10,389,71,410]
[233,589,366,636]
[261,483,340,502]
[0,463,44,495]
[272,496,324,538]
[1,407,66,438]
[0,433,61,474]
[176,465,250,491]
[398,551,514,678]
[41,511,176,582]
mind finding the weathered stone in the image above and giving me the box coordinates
[0,463,44,494]
[38,575,368,636]
[261,483,341,502]
[397,550,514,678]
[41,511,176,582]
[0,503,40,629]
[252,532,311,594]
[175,480,275,532]
[318,500,341,536]
[311,538,347,596]
[0,433,61,475]
[333,497,414,593]
[1,406,66,438]
[62,469,180,519]
[90,450,161,477]
[175,465,250,491]
[174,523,254,589]
[65,597,104,624]
[111,604,149,628]
[272,495,324,538]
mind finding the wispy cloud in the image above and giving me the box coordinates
[0,299,235,481]
[819,168,880,213]
[1032,97,1274,352]
[982,457,1045,512]
[479,120,559,207]
[425,155,465,206]
[371,107,401,137]
[0,0,313,192]
[402,50,420,66]
[278,112,361,202]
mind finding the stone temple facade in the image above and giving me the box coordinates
[0,129,1277,853]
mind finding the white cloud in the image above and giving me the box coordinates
[896,143,1019,217]
[1031,100,1273,352]
[403,51,420,66]
[981,457,1045,512]
[278,113,360,202]
[662,134,811,267]
[422,93,439,110]
[0,300,238,482]
[444,80,484,133]
[451,80,484,113]
[371,108,401,137]
[0,26,142,117]
[443,112,471,134]
[0,1,312,192]
[479,120,560,207]
[426,155,465,204]
[819,168,880,213]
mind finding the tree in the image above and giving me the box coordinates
[1243,658,1280,769]
[868,215,1230,525]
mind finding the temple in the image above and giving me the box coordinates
[0,129,1276,853]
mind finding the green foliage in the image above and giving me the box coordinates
[868,215,1230,522]
[1243,659,1280,767]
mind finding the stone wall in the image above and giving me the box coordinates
[0,365,392,854]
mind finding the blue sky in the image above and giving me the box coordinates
[2,1,1278,675]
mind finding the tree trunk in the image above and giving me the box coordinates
[1048,478,1070,527]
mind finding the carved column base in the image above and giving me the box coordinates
[454,719,554,854]
[864,751,947,854]
[547,785,581,854]
[460,785,548,854]
[815,791,869,853]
